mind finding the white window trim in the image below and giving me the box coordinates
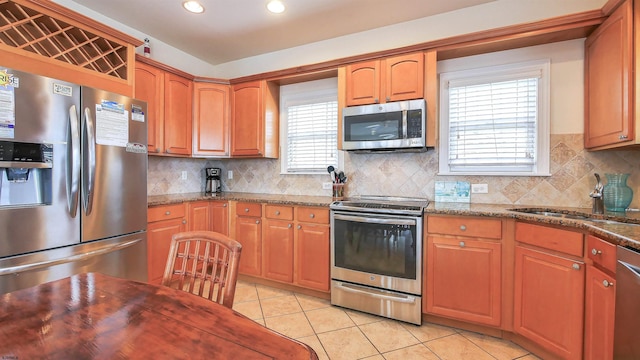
[438,59,551,176]
[279,78,343,175]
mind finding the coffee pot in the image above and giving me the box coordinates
[205,167,221,194]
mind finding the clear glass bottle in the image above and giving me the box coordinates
[603,173,633,212]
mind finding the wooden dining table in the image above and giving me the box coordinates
[0,272,319,359]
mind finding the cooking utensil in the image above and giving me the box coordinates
[337,171,346,183]
[327,166,335,183]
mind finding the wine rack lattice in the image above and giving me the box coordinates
[0,1,128,79]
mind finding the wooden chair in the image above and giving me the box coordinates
[162,231,242,308]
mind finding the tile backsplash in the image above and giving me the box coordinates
[148,134,640,209]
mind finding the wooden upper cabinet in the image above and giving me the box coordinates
[193,82,230,157]
[231,80,279,158]
[164,73,193,155]
[584,0,634,149]
[345,60,381,106]
[135,62,164,154]
[345,52,424,106]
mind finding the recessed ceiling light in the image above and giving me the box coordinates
[267,0,285,14]
[183,1,204,14]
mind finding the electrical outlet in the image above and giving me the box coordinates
[322,182,332,190]
[228,170,233,180]
[471,183,488,194]
[181,171,187,180]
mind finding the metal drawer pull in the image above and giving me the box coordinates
[459,241,465,248]
[592,248,602,256]
[275,210,280,215]
[603,280,614,288]
[309,213,315,219]
[460,225,466,231]
[572,263,581,270]
[245,208,249,212]
[165,211,171,215]
[619,134,629,140]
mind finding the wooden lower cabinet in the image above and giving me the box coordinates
[295,222,330,291]
[584,265,615,360]
[235,215,262,276]
[188,200,229,235]
[514,245,585,360]
[426,235,502,326]
[147,204,187,285]
[263,218,295,282]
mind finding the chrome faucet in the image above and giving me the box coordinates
[590,173,604,214]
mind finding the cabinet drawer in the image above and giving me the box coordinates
[148,203,185,223]
[236,202,262,217]
[265,205,293,220]
[587,235,617,274]
[297,207,329,224]
[515,222,584,257]
[427,216,501,239]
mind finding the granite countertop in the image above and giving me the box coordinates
[148,193,640,250]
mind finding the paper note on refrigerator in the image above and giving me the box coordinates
[95,102,128,147]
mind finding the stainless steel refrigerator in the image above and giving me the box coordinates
[0,67,148,294]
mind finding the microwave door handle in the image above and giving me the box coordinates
[66,105,80,218]
[333,213,416,226]
[82,107,96,216]
[402,109,408,138]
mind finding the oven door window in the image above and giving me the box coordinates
[343,112,403,142]
[333,214,417,279]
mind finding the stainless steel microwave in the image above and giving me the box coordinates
[342,99,426,152]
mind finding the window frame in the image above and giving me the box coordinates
[438,59,551,176]
[279,78,342,175]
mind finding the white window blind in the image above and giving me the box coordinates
[286,100,338,172]
[280,78,339,174]
[439,60,550,176]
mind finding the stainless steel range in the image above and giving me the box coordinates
[330,196,428,325]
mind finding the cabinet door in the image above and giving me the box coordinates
[584,0,633,148]
[263,219,294,283]
[383,53,424,103]
[514,245,585,360]
[235,216,262,276]
[188,201,211,231]
[295,223,330,291]
[164,73,193,155]
[193,82,230,157]
[345,60,381,106]
[134,62,164,154]
[584,265,615,360]
[210,201,229,236]
[231,81,263,156]
[426,235,501,326]
[147,218,186,285]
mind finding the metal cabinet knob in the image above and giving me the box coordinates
[275,210,280,215]
[182,219,186,224]
[459,241,465,248]
[460,225,467,231]
[309,214,315,219]
[374,98,379,103]
[288,224,292,228]
[245,208,249,213]
[166,149,171,154]
[386,96,390,102]
[619,134,629,140]
[165,211,171,215]
[603,280,614,288]
[223,204,227,207]
[572,263,581,270]
[255,220,260,224]
[592,248,602,256]
[297,225,302,229]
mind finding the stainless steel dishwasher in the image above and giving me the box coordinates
[614,245,640,358]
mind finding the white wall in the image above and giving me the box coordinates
[438,39,586,134]
[53,0,605,79]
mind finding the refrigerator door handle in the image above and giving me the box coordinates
[66,105,81,217]
[82,107,96,216]
[0,238,142,276]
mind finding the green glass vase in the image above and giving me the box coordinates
[603,173,633,212]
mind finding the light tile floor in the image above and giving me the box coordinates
[232,280,542,360]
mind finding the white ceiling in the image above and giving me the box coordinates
[70,0,495,66]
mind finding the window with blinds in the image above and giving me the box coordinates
[280,78,340,174]
[439,60,550,176]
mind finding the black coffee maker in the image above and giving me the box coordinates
[205,167,221,194]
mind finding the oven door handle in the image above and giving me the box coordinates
[334,282,417,304]
[333,214,416,226]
